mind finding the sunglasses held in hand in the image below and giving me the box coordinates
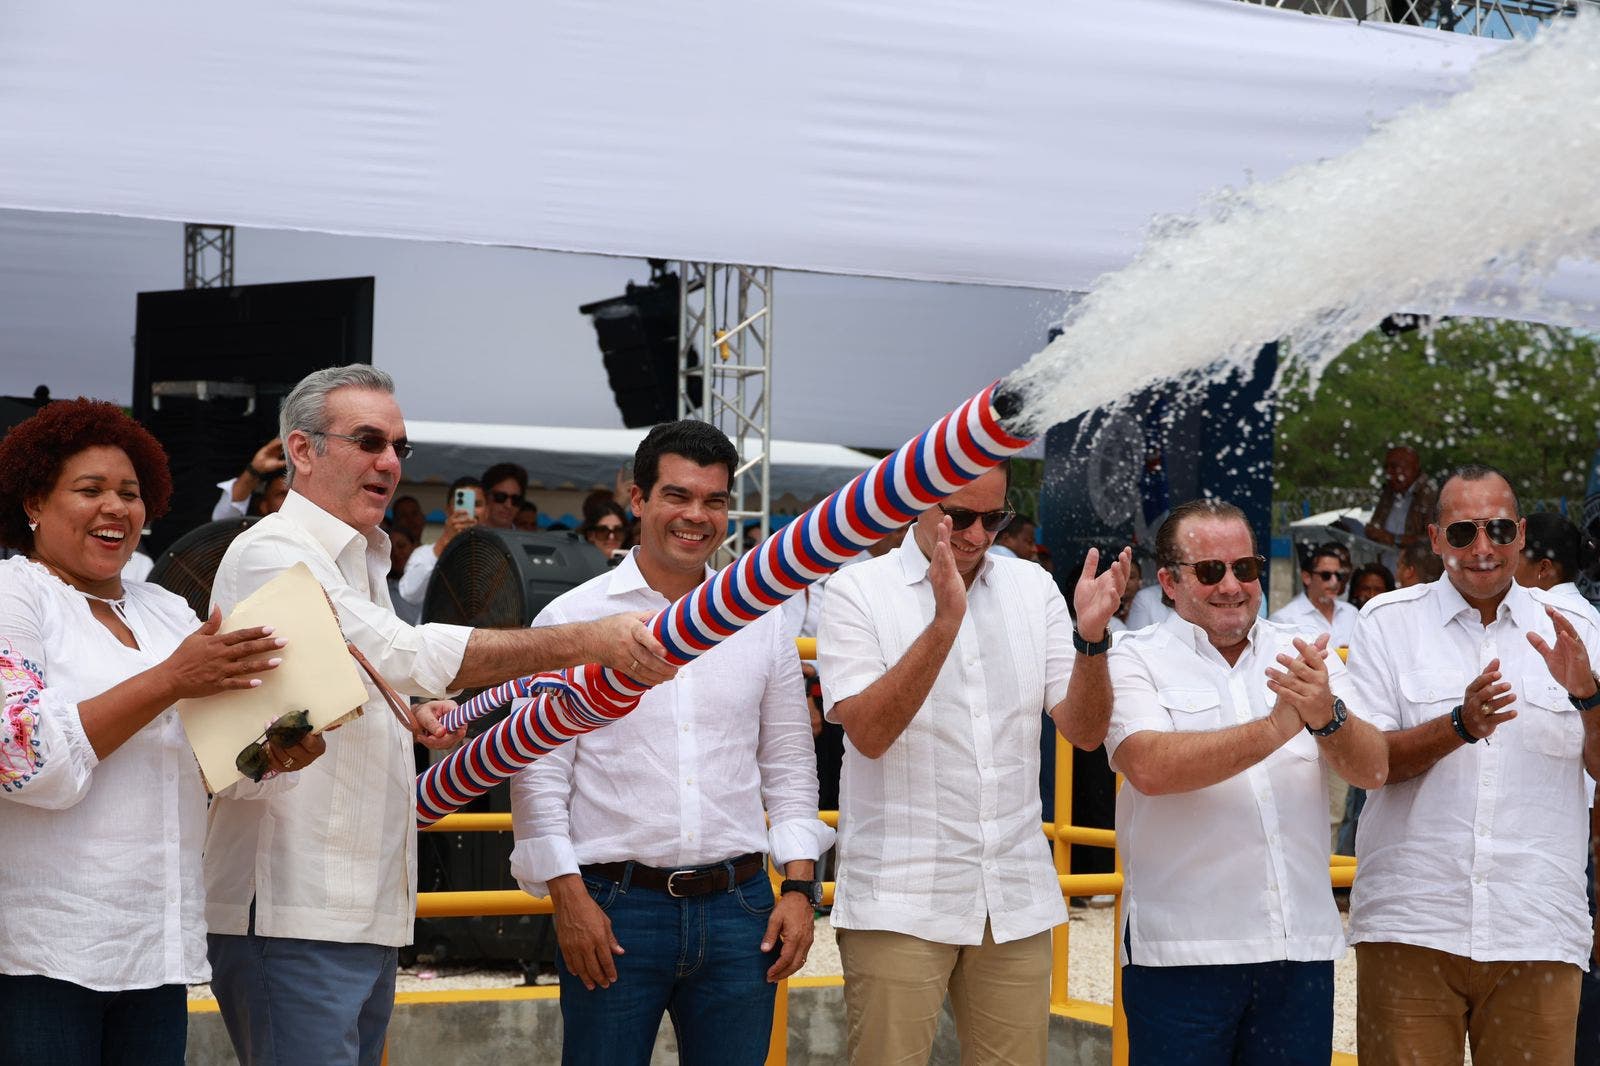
[236,709,313,783]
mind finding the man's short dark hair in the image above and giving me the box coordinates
[480,462,529,496]
[633,420,738,498]
[450,475,483,493]
[1155,498,1256,571]
[1304,545,1343,572]
[1437,463,1521,519]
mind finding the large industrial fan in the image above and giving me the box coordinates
[415,528,607,973]
[423,527,607,629]
[148,517,260,619]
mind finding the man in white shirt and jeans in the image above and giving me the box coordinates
[1106,498,1387,1065]
[1348,464,1600,1065]
[818,460,1130,1066]
[205,365,676,1066]
[511,420,833,1066]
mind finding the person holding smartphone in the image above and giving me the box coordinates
[395,476,484,610]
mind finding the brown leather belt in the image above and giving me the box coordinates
[579,852,766,898]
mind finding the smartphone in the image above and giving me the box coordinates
[452,487,477,515]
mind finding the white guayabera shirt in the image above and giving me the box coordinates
[205,491,471,948]
[819,540,1072,946]
[509,549,832,895]
[1347,578,1600,968]
[1106,613,1354,968]
[0,556,211,989]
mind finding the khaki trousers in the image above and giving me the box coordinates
[837,922,1052,1066]
[1355,941,1580,1066]
[1327,771,1350,852]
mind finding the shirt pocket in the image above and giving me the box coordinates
[1517,679,1584,760]
[1156,687,1222,732]
[1398,669,1464,728]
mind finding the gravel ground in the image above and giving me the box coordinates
[190,907,1361,1055]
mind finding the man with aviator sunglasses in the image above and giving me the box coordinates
[1105,498,1388,1065]
[819,461,1133,1065]
[203,366,680,1066]
[1347,464,1600,1066]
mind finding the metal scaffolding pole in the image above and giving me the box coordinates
[678,263,774,562]
[183,224,235,289]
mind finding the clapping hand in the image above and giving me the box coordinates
[1074,546,1132,641]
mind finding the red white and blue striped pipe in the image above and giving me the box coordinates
[415,379,1031,827]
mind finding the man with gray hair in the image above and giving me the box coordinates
[204,364,676,1066]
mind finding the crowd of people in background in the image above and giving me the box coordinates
[9,372,1600,1066]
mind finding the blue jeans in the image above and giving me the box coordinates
[556,866,779,1066]
[0,974,186,1066]
[207,906,398,1066]
[1123,959,1334,1066]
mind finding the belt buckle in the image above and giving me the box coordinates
[665,869,700,898]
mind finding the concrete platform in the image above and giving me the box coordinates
[185,982,1112,1065]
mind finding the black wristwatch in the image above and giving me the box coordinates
[1307,697,1348,737]
[780,879,824,905]
[1072,627,1112,657]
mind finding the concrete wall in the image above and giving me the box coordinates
[186,987,1111,1064]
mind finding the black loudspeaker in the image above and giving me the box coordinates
[423,528,608,629]
[132,277,374,556]
[579,267,699,428]
[414,528,608,971]
[147,517,260,621]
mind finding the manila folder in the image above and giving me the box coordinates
[178,562,368,792]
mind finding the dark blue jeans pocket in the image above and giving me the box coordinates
[733,873,775,918]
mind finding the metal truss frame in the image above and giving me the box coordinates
[183,223,235,289]
[678,263,774,562]
[1238,0,1596,38]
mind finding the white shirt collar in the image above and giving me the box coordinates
[1157,607,1266,664]
[278,490,385,561]
[602,546,716,603]
[1432,572,1542,630]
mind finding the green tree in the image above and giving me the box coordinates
[1275,318,1600,502]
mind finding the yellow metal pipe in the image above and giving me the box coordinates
[421,813,513,833]
[1055,824,1116,849]
[1050,732,1074,1011]
[417,890,553,918]
[794,637,816,661]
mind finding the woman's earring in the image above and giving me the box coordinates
[26,515,37,532]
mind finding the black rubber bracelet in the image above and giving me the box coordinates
[246,464,269,480]
[1072,627,1112,657]
[1450,704,1478,744]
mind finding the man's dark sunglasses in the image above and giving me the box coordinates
[313,430,413,461]
[937,503,1015,533]
[235,709,312,783]
[1310,569,1347,583]
[489,489,524,505]
[1444,518,1518,549]
[1175,555,1266,586]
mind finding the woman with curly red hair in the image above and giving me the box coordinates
[0,398,323,1065]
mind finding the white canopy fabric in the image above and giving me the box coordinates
[0,0,1545,299]
[403,420,875,507]
[1,1,1593,452]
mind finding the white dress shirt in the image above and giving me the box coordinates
[396,540,439,607]
[1347,579,1600,967]
[1268,592,1359,649]
[1124,583,1173,630]
[509,549,832,896]
[1106,614,1353,968]
[818,540,1072,946]
[205,491,471,947]
[212,477,249,521]
[0,557,212,989]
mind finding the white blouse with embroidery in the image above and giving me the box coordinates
[0,555,212,991]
